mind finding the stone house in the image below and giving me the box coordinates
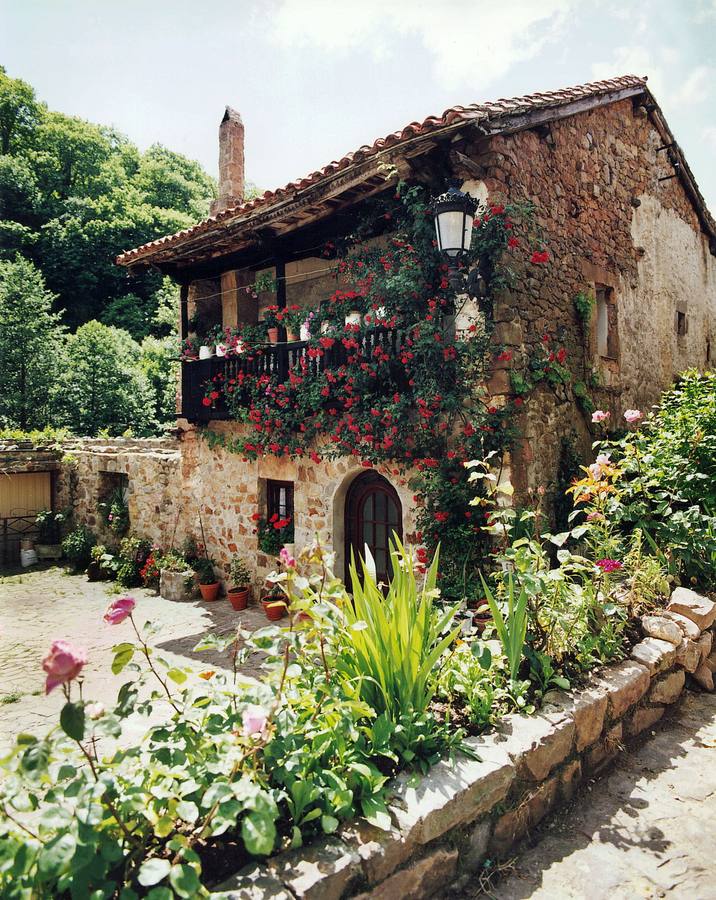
[108,74,715,587]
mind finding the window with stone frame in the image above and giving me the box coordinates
[676,310,688,338]
[266,480,294,523]
[595,285,619,360]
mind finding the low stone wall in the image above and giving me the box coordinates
[213,586,716,899]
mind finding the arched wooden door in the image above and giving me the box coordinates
[345,472,402,587]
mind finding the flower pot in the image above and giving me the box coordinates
[267,327,279,344]
[199,345,214,360]
[228,586,250,610]
[160,568,195,602]
[473,611,492,634]
[216,343,228,357]
[199,581,221,601]
[286,330,298,342]
[300,322,312,341]
[36,543,62,561]
[345,311,361,326]
[262,595,287,620]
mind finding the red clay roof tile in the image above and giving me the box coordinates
[118,75,652,266]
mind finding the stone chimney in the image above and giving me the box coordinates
[210,107,245,216]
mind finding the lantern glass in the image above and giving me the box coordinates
[435,209,469,257]
[432,187,478,258]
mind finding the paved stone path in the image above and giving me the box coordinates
[0,567,267,751]
[462,690,716,899]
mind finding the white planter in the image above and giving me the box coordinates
[345,312,361,326]
[199,346,214,360]
[160,568,196,602]
[300,322,312,342]
[320,321,331,335]
[215,343,228,357]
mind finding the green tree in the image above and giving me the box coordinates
[58,321,153,436]
[135,144,215,218]
[0,256,65,429]
[139,335,179,429]
[0,66,41,155]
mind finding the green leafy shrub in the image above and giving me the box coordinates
[61,524,96,572]
[34,508,65,544]
[573,290,595,325]
[0,541,462,896]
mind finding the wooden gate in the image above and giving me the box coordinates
[0,471,52,566]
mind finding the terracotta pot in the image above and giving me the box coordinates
[262,595,287,620]
[473,612,492,634]
[228,586,250,610]
[199,581,221,601]
[286,330,298,342]
[267,327,279,344]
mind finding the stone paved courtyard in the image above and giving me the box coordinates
[0,566,267,751]
[462,689,716,899]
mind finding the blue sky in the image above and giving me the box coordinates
[2,0,715,209]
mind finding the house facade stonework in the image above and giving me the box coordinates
[101,76,715,585]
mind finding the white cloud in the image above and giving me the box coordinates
[270,0,575,90]
[591,46,713,108]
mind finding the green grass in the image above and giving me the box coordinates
[0,692,22,705]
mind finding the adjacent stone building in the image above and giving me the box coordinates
[98,74,715,585]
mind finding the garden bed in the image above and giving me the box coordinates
[213,586,716,899]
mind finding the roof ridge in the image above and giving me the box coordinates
[118,75,649,265]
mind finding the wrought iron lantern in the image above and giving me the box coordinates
[431,184,485,301]
[432,185,478,259]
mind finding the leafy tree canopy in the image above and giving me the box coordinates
[0,65,217,333]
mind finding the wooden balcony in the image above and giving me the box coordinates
[181,326,408,424]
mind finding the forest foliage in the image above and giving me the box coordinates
[0,66,217,435]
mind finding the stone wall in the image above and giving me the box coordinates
[213,587,716,899]
[59,430,419,589]
[455,98,716,503]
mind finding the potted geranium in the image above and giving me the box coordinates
[262,306,281,344]
[255,513,294,556]
[194,555,220,601]
[35,509,65,560]
[261,585,287,621]
[227,556,252,610]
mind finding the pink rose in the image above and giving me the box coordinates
[591,410,610,423]
[279,547,296,568]
[624,409,642,423]
[242,704,269,738]
[103,596,136,625]
[42,640,87,694]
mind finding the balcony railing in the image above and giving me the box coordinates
[181,326,408,424]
